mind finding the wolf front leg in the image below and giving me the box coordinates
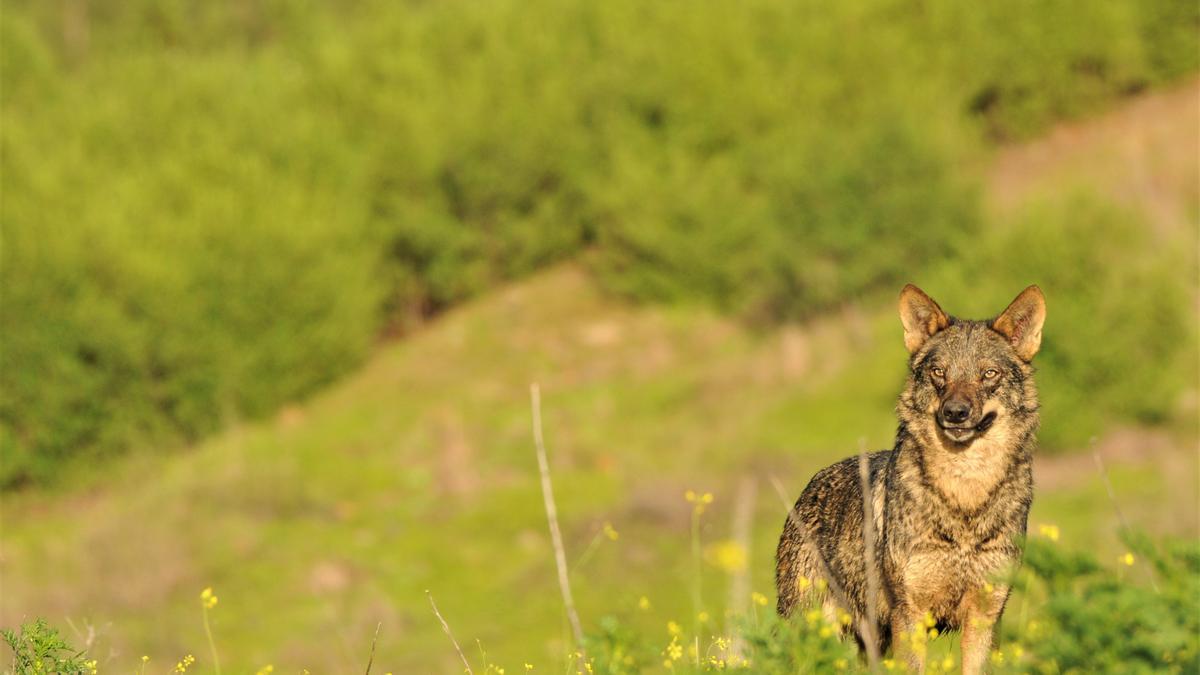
[960,584,1010,675]
[888,606,927,674]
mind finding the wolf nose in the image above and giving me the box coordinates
[941,399,971,424]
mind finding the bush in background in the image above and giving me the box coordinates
[1,0,1195,483]
[0,38,382,485]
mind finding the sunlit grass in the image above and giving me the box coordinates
[0,267,1195,671]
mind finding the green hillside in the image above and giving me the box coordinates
[4,0,1198,485]
[2,0,1198,671]
[3,260,1196,671]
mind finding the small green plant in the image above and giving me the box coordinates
[1010,534,1200,673]
[1,619,94,675]
[4,532,1197,673]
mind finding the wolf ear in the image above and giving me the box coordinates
[899,284,949,353]
[992,285,1046,361]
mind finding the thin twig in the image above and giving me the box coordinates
[426,590,474,675]
[857,443,882,671]
[202,604,221,675]
[1092,442,1160,592]
[690,501,703,667]
[530,384,588,667]
[363,622,382,675]
[569,525,608,574]
[728,476,757,657]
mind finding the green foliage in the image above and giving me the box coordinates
[5,535,1197,673]
[580,535,1199,674]
[585,609,863,673]
[1,619,92,675]
[920,0,1199,139]
[1,0,1195,483]
[1,12,382,485]
[1013,536,1200,673]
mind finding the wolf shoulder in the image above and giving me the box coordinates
[794,450,894,517]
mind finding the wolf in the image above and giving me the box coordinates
[775,284,1046,674]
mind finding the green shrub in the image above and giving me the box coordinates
[1,0,1195,482]
[0,36,382,485]
[2,619,93,675]
[917,0,1196,140]
[581,534,1198,674]
[1014,535,1200,673]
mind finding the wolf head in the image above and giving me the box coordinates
[897,285,1045,449]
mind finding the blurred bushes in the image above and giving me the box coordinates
[922,0,1199,139]
[1,0,1196,483]
[1,36,382,484]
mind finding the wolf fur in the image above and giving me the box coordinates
[775,284,1046,674]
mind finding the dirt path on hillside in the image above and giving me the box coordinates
[987,77,1199,236]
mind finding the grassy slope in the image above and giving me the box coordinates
[2,81,1197,672]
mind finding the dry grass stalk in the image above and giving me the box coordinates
[426,590,474,675]
[1092,443,1160,592]
[530,383,588,667]
[363,622,382,675]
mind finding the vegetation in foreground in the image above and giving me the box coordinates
[6,526,1197,674]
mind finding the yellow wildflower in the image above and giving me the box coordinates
[1120,552,1135,566]
[200,587,219,609]
[705,540,748,573]
[697,611,710,624]
[751,591,769,607]
[685,490,715,514]
[603,522,619,541]
[638,596,651,611]
[990,650,1004,665]
[667,638,683,661]
[1038,524,1060,542]
[667,620,682,636]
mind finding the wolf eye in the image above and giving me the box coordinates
[983,368,999,379]
[931,367,945,378]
